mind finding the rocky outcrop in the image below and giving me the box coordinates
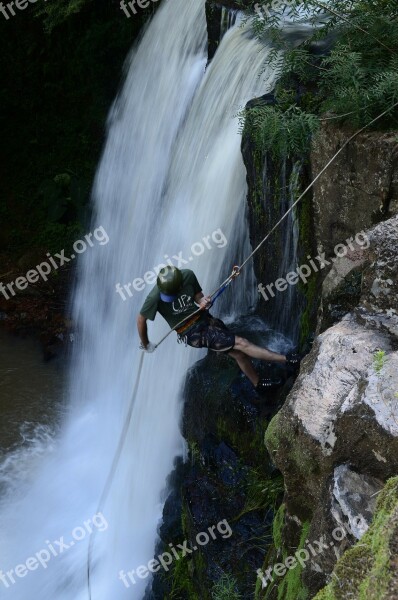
[358,214,398,337]
[205,0,246,61]
[314,476,398,600]
[259,212,398,598]
[311,125,398,256]
[321,214,398,334]
[206,0,251,10]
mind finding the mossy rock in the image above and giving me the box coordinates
[314,477,398,600]
[256,510,310,600]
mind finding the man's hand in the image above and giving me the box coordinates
[198,295,212,310]
[140,342,156,353]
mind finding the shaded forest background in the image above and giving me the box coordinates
[0,0,158,256]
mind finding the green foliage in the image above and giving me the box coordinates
[320,46,398,127]
[272,503,285,549]
[374,350,387,375]
[279,521,310,600]
[236,469,284,519]
[34,0,94,32]
[240,0,398,160]
[165,549,200,600]
[212,573,242,600]
[260,516,310,600]
[241,105,319,159]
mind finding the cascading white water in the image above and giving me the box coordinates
[0,2,280,599]
[270,160,302,342]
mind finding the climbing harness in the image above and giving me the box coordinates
[154,265,241,348]
[87,99,398,599]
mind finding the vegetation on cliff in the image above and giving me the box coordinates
[240,0,398,157]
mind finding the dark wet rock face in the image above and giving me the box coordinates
[241,112,316,345]
[148,318,290,599]
[181,438,273,598]
[311,127,398,256]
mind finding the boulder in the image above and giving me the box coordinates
[314,477,398,600]
[264,313,398,596]
[321,214,398,334]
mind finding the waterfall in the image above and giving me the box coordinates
[220,6,238,39]
[271,160,302,341]
[0,2,280,599]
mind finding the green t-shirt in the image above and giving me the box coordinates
[140,269,202,329]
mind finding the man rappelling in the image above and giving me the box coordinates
[137,266,300,394]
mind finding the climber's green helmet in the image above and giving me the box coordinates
[157,266,183,302]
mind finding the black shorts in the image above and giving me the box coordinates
[182,317,235,352]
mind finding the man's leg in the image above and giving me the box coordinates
[234,336,287,363]
[229,350,260,386]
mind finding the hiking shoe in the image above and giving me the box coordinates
[286,352,302,368]
[255,377,283,395]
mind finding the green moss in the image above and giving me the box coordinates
[235,471,284,521]
[165,548,200,600]
[265,415,318,514]
[264,412,283,456]
[258,517,310,600]
[252,146,267,229]
[164,500,206,600]
[212,573,242,600]
[216,414,270,467]
[272,504,286,550]
[314,477,398,600]
[281,522,310,600]
[290,439,320,480]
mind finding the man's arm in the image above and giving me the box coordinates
[194,291,212,309]
[137,314,150,348]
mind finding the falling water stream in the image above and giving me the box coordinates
[0,1,283,599]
